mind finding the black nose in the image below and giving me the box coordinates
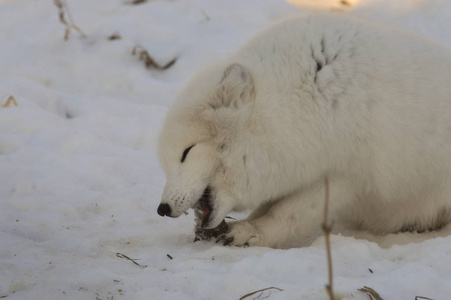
[157,203,171,217]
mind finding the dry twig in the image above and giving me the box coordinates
[53,0,86,40]
[132,46,177,70]
[116,252,147,269]
[1,95,18,108]
[415,297,434,300]
[358,286,384,300]
[239,287,283,300]
[323,177,335,300]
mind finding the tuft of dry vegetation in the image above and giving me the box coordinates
[53,0,86,41]
[132,46,177,70]
[1,95,18,108]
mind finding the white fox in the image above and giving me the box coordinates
[157,14,451,248]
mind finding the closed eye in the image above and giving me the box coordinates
[181,145,195,163]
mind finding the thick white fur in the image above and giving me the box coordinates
[158,14,451,249]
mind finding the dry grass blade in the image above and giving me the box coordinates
[53,0,86,40]
[53,0,68,25]
[116,253,147,269]
[358,286,384,300]
[323,177,335,300]
[130,0,148,4]
[2,95,18,108]
[239,287,283,300]
[132,46,177,70]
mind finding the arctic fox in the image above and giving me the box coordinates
[157,14,451,248]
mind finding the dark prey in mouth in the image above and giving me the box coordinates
[193,186,229,242]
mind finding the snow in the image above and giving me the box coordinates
[0,0,450,299]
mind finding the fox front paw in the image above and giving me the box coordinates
[221,220,263,247]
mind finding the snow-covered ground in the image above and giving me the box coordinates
[1,0,450,299]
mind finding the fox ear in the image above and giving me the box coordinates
[210,63,255,109]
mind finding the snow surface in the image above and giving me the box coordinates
[0,0,450,299]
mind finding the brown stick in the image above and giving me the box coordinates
[323,177,334,300]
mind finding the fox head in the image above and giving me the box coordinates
[157,63,256,229]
